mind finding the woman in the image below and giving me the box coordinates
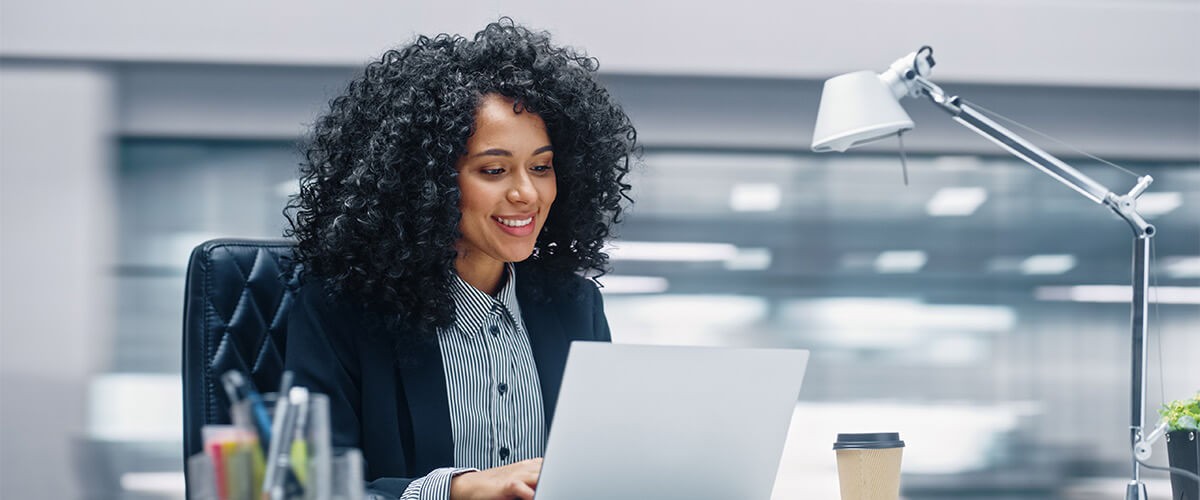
[284,19,638,500]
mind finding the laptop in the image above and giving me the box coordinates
[534,342,809,500]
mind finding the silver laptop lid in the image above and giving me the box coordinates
[535,342,809,500]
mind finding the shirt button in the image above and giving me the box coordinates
[488,325,500,336]
[498,383,508,395]
[499,447,510,460]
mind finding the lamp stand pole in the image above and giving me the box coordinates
[1126,234,1152,500]
[908,76,1157,499]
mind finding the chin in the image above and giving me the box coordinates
[500,245,537,263]
[505,250,536,263]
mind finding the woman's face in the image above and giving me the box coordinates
[454,94,557,274]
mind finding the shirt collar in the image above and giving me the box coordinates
[449,263,522,335]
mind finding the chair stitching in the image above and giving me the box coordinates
[244,249,271,373]
[255,251,292,372]
[228,247,251,283]
[253,331,274,374]
[224,247,265,360]
[246,248,268,339]
[266,286,291,335]
[203,249,217,425]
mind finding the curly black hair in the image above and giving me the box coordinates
[285,18,638,350]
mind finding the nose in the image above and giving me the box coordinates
[506,171,538,205]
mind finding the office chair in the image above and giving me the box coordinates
[181,238,299,462]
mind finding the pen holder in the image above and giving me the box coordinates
[188,443,363,500]
[188,391,363,500]
[328,448,365,500]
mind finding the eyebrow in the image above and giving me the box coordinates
[469,145,554,159]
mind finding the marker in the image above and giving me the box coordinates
[288,387,310,486]
[221,370,273,450]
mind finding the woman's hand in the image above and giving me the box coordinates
[449,457,543,500]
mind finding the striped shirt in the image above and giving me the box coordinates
[401,264,546,499]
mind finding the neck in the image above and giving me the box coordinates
[454,255,505,296]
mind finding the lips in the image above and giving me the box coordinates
[492,213,536,236]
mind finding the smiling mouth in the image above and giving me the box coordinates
[494,216,533,227]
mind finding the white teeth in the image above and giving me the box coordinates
[496,217,533,227]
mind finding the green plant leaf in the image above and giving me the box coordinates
[1160,391,1200,431]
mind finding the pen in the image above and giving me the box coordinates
[222,370,273,450]
[261,388,294,500]
[263,387,307,500]
[288,387,310,487]
[276,370,294,398]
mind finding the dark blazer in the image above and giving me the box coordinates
[284,263,611,499]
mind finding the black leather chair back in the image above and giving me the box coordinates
[181,239,298,461]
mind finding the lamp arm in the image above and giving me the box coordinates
[904,73,1157,499]
[909,76,1155,238]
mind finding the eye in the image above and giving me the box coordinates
[481,166,505,176]
[532,164,554,173]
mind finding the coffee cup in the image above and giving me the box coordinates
[833,432,905,500]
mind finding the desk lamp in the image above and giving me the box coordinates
[811,46,1157,500]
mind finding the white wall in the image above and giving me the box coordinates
[118,65,1200,160]
[2,0,1198,89]
[0,62,117,500]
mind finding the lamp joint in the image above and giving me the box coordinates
[1103,176,1155,237]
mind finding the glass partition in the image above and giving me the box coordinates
[106,139,1199,499]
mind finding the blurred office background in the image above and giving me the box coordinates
[2,1,1198,499]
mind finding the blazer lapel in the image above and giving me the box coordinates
[516,278,571,427]
[396,340,453,472]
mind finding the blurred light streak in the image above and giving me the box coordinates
[926,187,988,216]
[596,275,670,294]
[1035,285,1200,304]
[605,295,768,346]
[931,155,984,172]
[874,250,927,273]
[1161,256,1200,278]
[1135,192,1182,218]
[781,298,1016,348]
[724,247,773,271]
[611,295,768,327]
[605,241,738,262]
[1020,254,1076,275]
[926,336,989,365]
[730,183,782,212]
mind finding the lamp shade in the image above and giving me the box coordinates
[811,71,914,152]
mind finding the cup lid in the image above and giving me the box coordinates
[833,432,905,450]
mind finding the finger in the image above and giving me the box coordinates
[507,481,536,500]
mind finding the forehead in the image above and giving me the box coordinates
[468,95,550,146]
